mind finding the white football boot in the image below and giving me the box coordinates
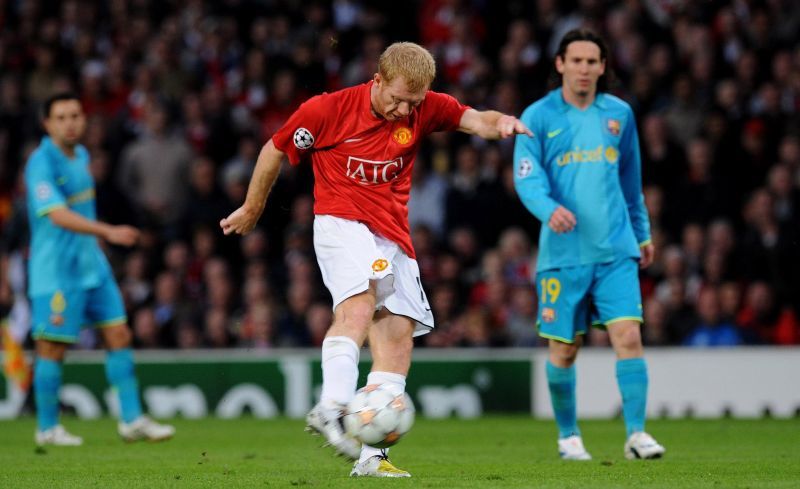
[558,435,592,460]
[118,415,175,442]
[35,425,83,446]
[624,431,666,459]
[305,402,361,460]
[351,453,411,478]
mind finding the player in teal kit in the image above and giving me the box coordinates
[514,30,665,460]
[25,93,174,445]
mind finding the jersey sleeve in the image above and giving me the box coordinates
[419,91,470,134]
[619,106,651,245]
[513,107,560,223]
[271,95,333,165]
[25,154,67,217]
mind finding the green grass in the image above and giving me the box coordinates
[0,417,798,488]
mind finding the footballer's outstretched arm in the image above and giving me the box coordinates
[48,208,139,246]
[220,139,284,235]
[458,109,533,139]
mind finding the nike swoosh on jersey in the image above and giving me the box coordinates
[547,129,563,139]
[343,138,363,143]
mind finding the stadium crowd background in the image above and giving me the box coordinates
[0,0,798,350]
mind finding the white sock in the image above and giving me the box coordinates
[366,371,406,396]
[359,371,407,462]
[320,336,360,408]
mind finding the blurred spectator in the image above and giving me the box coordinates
[506,285,538,347]
[661,278,698,344]
[152,271,183,347]
[766,164,800,227]
[641,114,684,202]
[445,145,504,245]
[497,228,532,286]
[120,251,152,309]
[306,302,333,347]
[132,307,160,349]
[176,318,203,349]
[275,281,314,346]
[735,281,799,345]
[90,149,138,226]
[181,156,230,234]
[740,188,797,305]
[204,307,233,348]
[683,288,743,347]
[117,100,193,229]
[239,303,275,349]
[457,308,491,347]
[408,156,448,239]
[642,297,669,346]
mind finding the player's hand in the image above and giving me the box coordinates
[105,225,140,247]
[548,206,576,234]
[496,114,533,138]
[639,243,655,269]
[220,205,262,235]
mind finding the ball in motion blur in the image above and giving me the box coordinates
[344,384,415,448]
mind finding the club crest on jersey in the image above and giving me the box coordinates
[372,259,389,272]
[392,127,413,145]
[293,127,314,149]
[518,158,533,178]
[542,307,556,323]
[606,119,621,136]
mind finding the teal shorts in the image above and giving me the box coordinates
[536,258,643,343]
[31,271,127,343]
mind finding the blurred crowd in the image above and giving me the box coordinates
[1,0,799,350]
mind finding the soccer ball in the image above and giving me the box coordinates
[343,385,415,448]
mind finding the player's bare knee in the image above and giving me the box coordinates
[102,324,132,349]
[610,323,643,355]
[332,297,375,339]
[549,340,578,366]
[36,339,68,361]
[343,303,374,330]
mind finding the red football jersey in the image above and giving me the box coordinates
[272,81,469,258]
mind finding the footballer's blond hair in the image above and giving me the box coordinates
[378,42,436,92]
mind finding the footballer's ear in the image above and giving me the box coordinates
[555,56,565,74]
[373,73,382,86]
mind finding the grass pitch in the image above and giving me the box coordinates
[0,417,797,488]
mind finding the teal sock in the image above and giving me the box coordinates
[34,358,62,431]
[616,358,648,436]
[546,361,579,438]
[105,348,142,423]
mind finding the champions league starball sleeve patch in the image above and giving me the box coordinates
[293,127,315,149]
[517,157,533,178]
[36,182,53,201]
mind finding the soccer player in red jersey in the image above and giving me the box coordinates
[221,42,531,477]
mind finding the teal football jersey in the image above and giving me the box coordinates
[25,137,112,296]
[513,89,650,271]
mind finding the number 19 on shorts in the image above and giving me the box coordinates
[540,277,561,304]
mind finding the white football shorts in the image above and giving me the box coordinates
[313,215,434,336]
